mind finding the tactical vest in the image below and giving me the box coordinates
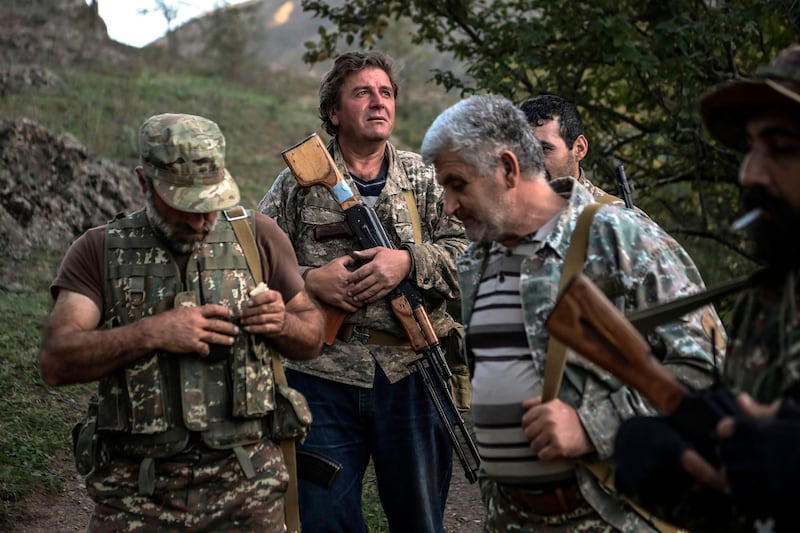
[96,209,276,457]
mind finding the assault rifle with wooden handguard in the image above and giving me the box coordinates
[543,273,739,457]
[281,133,481,483]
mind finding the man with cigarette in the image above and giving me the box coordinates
[613,43,800,532]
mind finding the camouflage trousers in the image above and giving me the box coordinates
[84,439,288,532]
[480,478,615,532]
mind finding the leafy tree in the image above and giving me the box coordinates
[300,0,797,283]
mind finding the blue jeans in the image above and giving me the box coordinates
[287,366,453,533]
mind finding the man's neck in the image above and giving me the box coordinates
[338,139,388,181]
[498,179,567,247]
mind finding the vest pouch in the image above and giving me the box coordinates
[180,355,230,431]
[72,395,110,475]
[125,354,169,433]
[96,373,131,432]
[271,383,312,442]
[231,335,274,418]
[201,418,265,449]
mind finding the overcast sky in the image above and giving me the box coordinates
[89,0,252,48]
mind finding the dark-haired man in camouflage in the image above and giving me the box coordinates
[39,113,324,531]
[519,95,598,189]
[614,43,800,533]
[258,51,468,532]
[421,94,723,532]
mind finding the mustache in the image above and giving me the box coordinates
[176,223,213,235]
[742,186,785,215]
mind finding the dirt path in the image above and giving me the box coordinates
[12,448,484,532]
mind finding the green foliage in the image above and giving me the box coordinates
[300,0,796,282]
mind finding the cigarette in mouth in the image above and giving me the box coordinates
[730,208,762,231]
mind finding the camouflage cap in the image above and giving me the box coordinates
[139,113,240,213]
[700,44,800,151]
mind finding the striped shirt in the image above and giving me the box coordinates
[470,214,576,485]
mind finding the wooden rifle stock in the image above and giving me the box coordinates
[322,307,347,346]
[282,133,358,209]
[283,134,354,345]
[544,274,687,415]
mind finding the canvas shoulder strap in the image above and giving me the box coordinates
[541,203,602,401]
[225,206,301,533]
[598,193,623,205]
[402,189,423,245]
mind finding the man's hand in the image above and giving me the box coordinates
[346,247,412,304]
[521,396,594,460]
[304,255,362,312]
[717,393,779,438]
[715,393,800,519]
[240,283,287,336]
[148,303,238,357]
[614,416,697,503]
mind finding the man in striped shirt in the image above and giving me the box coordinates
[420,94,723,532]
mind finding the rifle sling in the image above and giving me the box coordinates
[403,189,423,245]
[225,207,301,533]
[542,202,602,402]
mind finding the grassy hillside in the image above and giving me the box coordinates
[0,47,455,527]
[1,66,316,208]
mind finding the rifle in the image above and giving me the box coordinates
[543,273,738,448]
[615,165,633,209]
[281,133,481,483]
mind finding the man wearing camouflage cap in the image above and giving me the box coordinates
[39,113,324,531]
[613,44,800,532]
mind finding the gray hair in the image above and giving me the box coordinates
[421,94,545,178]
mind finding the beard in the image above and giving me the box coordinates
[145,196,214,255]
[544,152,577,182]
[742,186,800,271]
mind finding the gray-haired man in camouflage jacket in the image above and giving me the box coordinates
[421,94,724,532]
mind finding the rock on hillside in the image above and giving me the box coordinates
[0,1,141,263]
[0,118,141,260]
[0,0,128,69]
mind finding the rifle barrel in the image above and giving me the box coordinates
[615,165,633,209]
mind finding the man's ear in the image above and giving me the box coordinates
[573,134,588,163]
[135,166,147,193]
[328,105,340,127]
[499,150,521,187]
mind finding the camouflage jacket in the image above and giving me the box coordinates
[458,178,724,530]
[258,137,468,387]
[576,167,617,203]
[724,268,800,402]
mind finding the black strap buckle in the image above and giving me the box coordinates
[351,325,370,344]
